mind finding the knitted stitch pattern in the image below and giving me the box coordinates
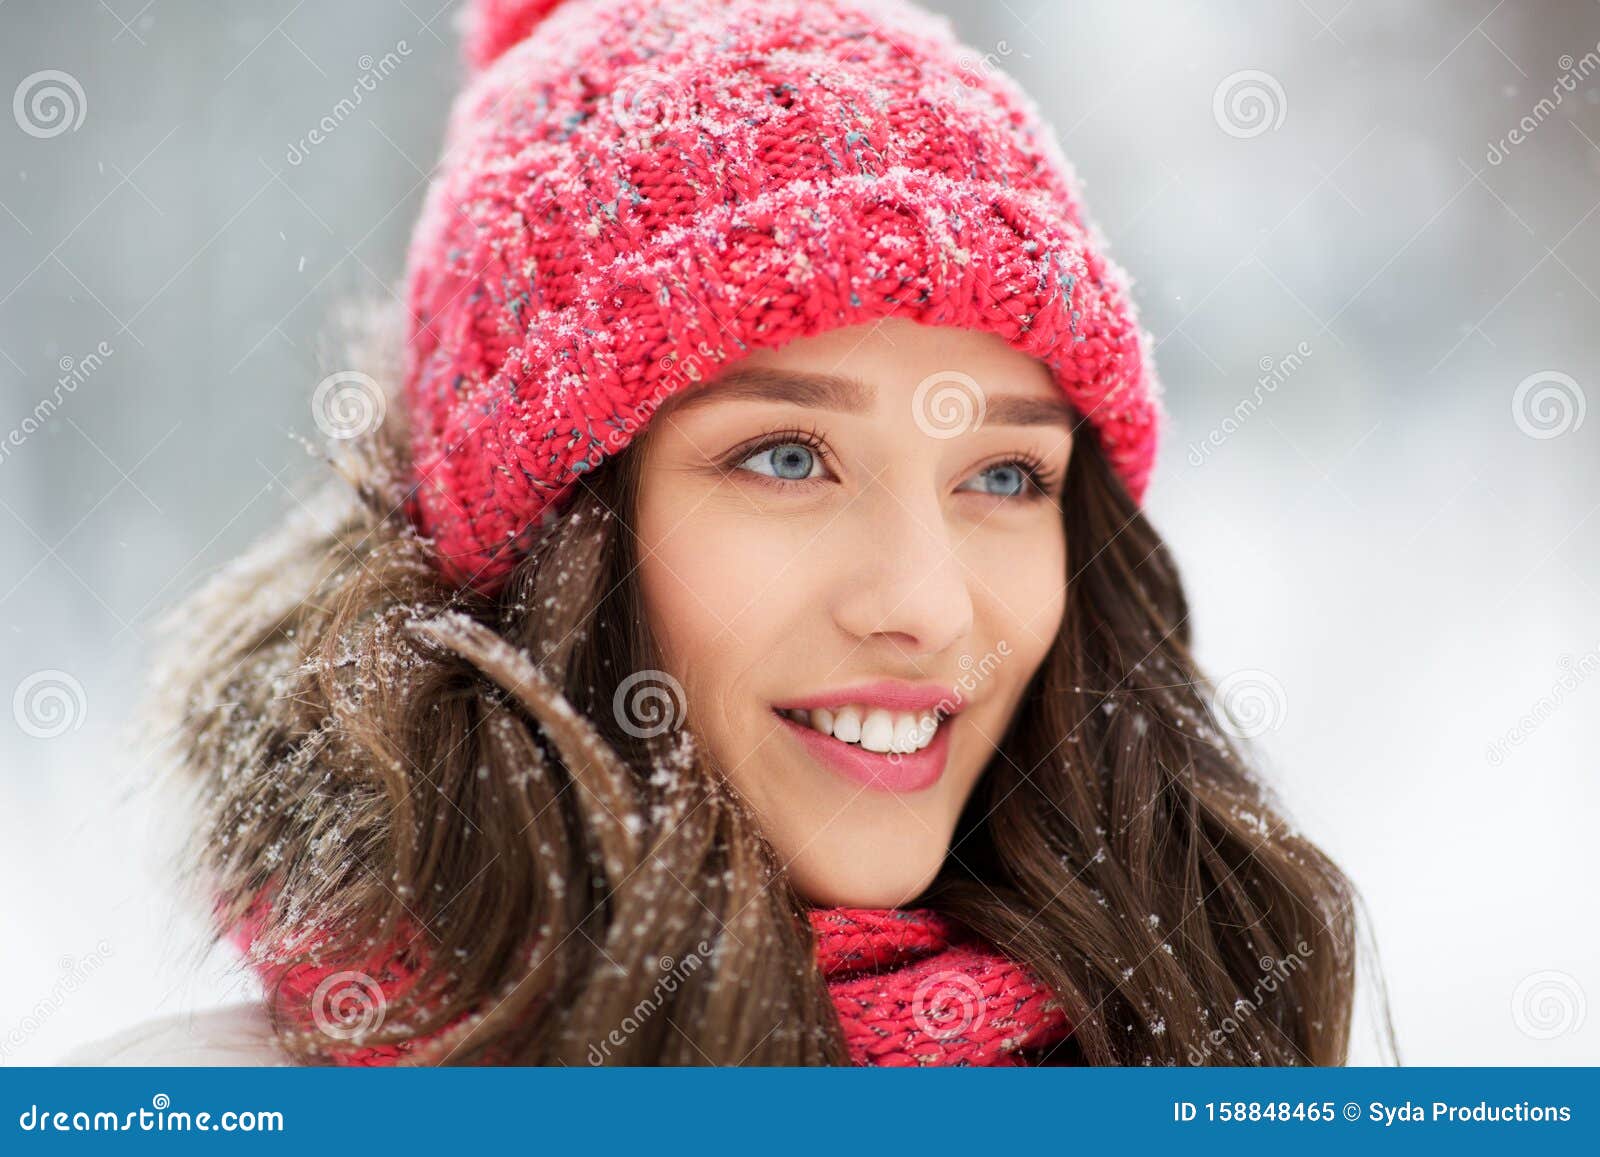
[404,0,1162,591]
[811,908,1072,1066]
[232,906,1072,1066]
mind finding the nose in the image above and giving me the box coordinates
[829,484,975,656]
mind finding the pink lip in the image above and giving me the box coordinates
[773,709,954,793]
[772,679,964,718]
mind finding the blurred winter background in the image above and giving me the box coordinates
[2,0,1596,1065]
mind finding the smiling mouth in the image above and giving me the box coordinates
[771,702,957,793]
[773,704,949,755]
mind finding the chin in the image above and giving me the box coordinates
[788,850,944,909]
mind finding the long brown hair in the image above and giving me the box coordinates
[152,301,1388,1065]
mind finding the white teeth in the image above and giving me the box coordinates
[891,713,929,754]
[859,709,894,752]
[785,704,942,754]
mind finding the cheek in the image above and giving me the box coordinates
[961,521,1066,730]
[636,495,716,671]
[969,521,1066,654]
[636,495,736,699]
[634,489,802,758]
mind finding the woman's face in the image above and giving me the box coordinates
[634,318,1071,907]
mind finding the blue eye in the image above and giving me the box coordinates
[960,462,1031,498]
[737,441,821,481]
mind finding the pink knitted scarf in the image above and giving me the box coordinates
[809,907,1074,1066]
[234,906,1073,1066]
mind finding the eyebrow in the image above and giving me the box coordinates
[667,366,1077,428]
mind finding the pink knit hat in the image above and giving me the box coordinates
[403,0,1162,592]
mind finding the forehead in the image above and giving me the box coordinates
[663,319,1070,424]
[739,318,1054,387]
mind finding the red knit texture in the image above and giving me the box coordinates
[403,0,1162,592]
[231,905,1072,1066]
[810,908,1073,1066]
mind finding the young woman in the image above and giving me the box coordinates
[83,0,1377,1065]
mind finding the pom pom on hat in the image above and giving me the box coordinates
[458,0,570,71]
